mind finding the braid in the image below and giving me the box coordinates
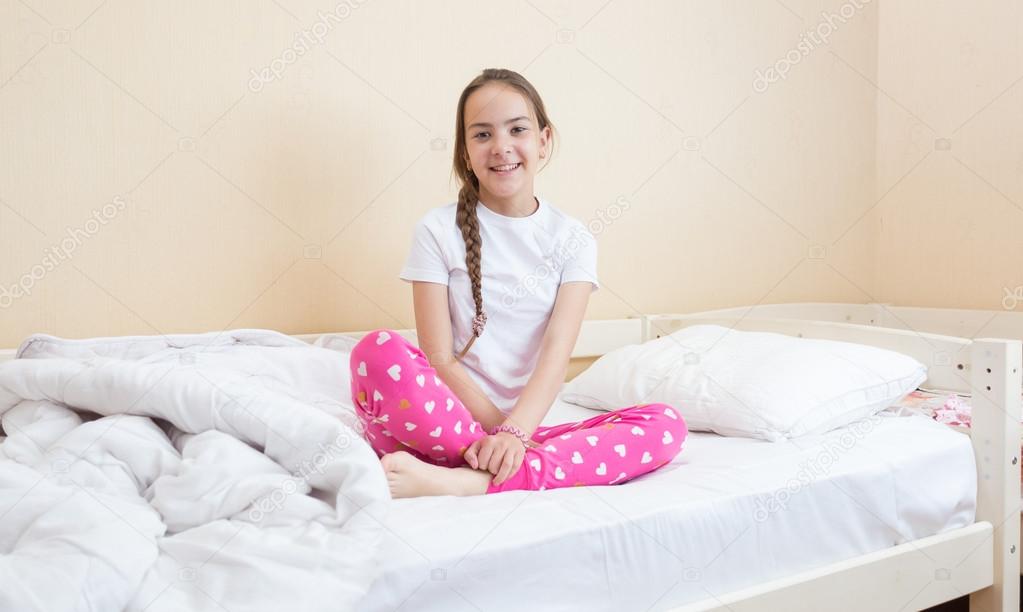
[451,68,555,359]
[455,179,487,359]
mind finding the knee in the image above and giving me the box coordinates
[351,328,403,363]
[659,403,688,439]
[645,403,688,457]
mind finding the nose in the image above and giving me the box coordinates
[490,133,512,156]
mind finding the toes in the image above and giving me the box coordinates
[380,451,399,471]
[381,450,412,471]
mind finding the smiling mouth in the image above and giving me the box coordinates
[490,163,521,173]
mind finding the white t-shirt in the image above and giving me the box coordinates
[399,197,599,413]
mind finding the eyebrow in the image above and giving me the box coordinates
[467,116,531,130]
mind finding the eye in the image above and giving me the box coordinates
[512,126,527,134]
[473,132,489,140]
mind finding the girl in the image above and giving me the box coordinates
[349,68,687,498]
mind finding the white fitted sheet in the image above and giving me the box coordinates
[357,399,977,612]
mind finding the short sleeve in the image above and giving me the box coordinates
[399,217,450,285]
[560,225,599,291]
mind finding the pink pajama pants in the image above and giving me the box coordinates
[349,329,688,494]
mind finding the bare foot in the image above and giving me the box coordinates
[380,451,493,498]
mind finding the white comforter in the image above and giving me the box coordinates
[0,330,389,612]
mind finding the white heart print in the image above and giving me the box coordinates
[663,408,677,420]
[406,349,417,359]
[614,444,626,457]
[432,445,445,451]
[544,445,557,452]
[609,472,627,484]
[630,426,644,436]
[445,398,454,412]
[586,436,599,446]
[571,451,584,464]
[377,414,389,423]
[372,390,383,402]
[429,426,442,438]
[559,433,572,440]
[529,458,542,471]
[640,451,653,464]
[453,421,462,434]
[387,365,401,381]
[595,462,607,476]
[415,374,425,387]
[662,431,673,445]
[434,376,441,386]
[405,422,416,431]
[357,361,367,376]
[376,331,390,345]
[554,467,565,480]
[424,401,435,414]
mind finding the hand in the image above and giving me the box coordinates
[464,432,526,486]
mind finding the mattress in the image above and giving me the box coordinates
[356,399,977,612]
[894,388,1023,499]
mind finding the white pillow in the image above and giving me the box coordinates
[561,325,927,441]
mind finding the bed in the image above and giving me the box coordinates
[0,303,1018,611]
[658,302,1023,583]
[359,397,977,611]
[350,306,1020,611]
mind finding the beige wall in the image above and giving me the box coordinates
[0,0,1002,349]
[874,0,1023,312]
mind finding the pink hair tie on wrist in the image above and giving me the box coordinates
[490,423,530,445]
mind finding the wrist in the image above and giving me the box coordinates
[489,422,531,445]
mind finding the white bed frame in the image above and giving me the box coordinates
[638,304,1022,612]
[1,303,1019,611]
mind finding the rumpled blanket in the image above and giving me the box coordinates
[0,329,389,612]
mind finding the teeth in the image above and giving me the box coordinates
[492,163,520,172]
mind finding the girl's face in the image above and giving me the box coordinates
[463,83,550,207]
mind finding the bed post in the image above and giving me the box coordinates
[968,338,1021,612]
[640,314,680,343]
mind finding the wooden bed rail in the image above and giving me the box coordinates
[970,338,1022,611]
[641,313,1021,611]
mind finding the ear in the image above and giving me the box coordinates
[539,125,552,155]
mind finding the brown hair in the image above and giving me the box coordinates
[452,68,556,359]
